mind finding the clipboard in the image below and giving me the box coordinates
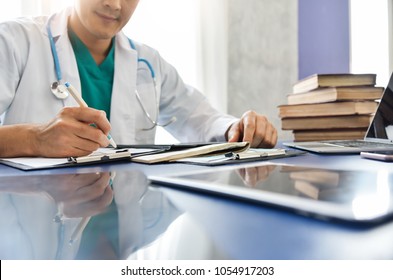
[0,148,133,171]
[0,145,197,171]
[174,149,306,166]
[68,149,132,163]
[116,142,222,151]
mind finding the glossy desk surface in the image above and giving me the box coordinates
[1,147,393,260]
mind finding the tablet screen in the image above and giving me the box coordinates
[150,164,393,224]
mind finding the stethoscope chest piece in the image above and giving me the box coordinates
[51,81,69,99]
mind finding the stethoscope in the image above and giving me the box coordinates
[47,16,176,130]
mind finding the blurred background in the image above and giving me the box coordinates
[0,0,391,142]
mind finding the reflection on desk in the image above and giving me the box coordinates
[0,171,184,260]
[151,164,393,224]
[3,149,393,260]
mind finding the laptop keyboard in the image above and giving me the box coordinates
[326,140,393,148]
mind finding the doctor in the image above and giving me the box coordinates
[0,0,277,158]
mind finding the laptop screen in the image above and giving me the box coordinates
[365,73,393,141]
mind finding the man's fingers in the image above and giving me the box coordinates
[61,107,112,136]
[240,112,256,144]
[227,121,241,142]
[254,119,277,148]
[35,107,112,157]
[227,111,278,148]
[60,107,111,148]
[73,123,110,148]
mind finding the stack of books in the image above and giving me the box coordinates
[278,73,384,141]
[289,169,340,200]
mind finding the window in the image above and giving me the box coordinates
[0,0,73,19]
[0,0,21,20]
[350,0,390,86]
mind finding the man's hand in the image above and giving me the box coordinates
[226,110,277,148]
[237,165,277,187]
[45,172,113,218]
[33,107,111,157]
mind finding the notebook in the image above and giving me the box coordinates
[283,72,393,154]
[0,147,164,171]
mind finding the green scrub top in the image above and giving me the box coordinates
[68,28,115,120]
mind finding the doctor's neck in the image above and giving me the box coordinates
[68,11,114,65]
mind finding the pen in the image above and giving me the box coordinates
[65,82,117,148]
[69,216,90,245]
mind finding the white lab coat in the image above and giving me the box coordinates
[0,192,81,259]
[0,171,181,260]
[0,7,237,144]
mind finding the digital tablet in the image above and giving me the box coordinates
[150,164,393,224]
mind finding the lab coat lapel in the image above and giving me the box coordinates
[110,33,138,144]
[45,10,138,144]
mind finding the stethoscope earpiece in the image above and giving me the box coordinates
[51,81,69,100]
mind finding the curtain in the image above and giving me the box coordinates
[198,0,228,113]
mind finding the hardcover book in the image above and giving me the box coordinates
[281,115,373,130]
[293,73,377,94]
[278,101,378,118]
[287,86,383,105]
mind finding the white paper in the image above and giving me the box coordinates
[0,157,69,168]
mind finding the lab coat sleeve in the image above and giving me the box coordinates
[0,195,32,259]
[156,55,238,143]
[0,21,26,116]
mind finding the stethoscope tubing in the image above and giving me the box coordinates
[47,15,62,82]
[46,14,175,129]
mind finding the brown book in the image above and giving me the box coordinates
[290,170,340,199]
[293,180,341,200]
[294,180,320,199]
[293,73,377,94]
[287,86,384,105]
[290,170,340,186]
[278,101,378,118]
[292,129,367,141]
[281,115,373,130]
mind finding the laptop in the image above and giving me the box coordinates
[283,72,393,154]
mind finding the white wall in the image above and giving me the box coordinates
[0,0,21,20]
[0,0,73,18]
[227,0,298,140]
